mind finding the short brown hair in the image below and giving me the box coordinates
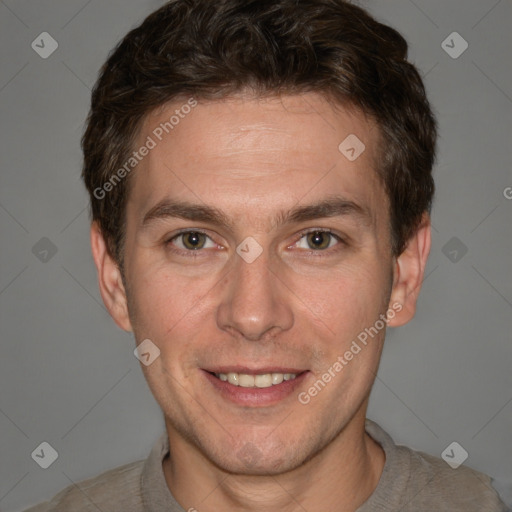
[82,0,436,267]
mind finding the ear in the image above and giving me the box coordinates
[90,221,133,332]
[387,214,431,327]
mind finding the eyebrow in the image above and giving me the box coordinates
[141,196,372,231]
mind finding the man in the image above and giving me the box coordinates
[26,0,508,510]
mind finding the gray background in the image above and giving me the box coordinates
[0,0,511,510]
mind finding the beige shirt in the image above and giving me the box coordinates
[24,419,508,511]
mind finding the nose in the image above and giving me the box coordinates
[216,247,294,342]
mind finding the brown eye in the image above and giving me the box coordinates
[306,231,334,250]
[173,231,209,250]
[182,232,206,250]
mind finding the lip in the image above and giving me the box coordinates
[205,366,306,375]
[202,369,309,407]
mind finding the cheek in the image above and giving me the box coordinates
[126,243,392,352]
[289,259,390,336]
[126,261,210,345]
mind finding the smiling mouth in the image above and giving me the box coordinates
[204,369,308,406]
[212,371,300,388]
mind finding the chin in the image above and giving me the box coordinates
[214,450,296,476]
[201,432,314,476]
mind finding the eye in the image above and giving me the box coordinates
[294,230,342,251]
[168,231,216,251]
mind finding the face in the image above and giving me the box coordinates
[92,93,428,475]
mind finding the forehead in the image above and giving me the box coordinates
[127,93,386,228]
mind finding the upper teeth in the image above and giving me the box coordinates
[216,372,298,388]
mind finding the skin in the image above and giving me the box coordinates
[91,93,431,511]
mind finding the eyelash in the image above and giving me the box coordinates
[165,228,346,258]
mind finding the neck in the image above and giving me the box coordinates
[163,412,385,512]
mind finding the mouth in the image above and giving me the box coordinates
[214,371,300,388]
[202,368,309,406]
